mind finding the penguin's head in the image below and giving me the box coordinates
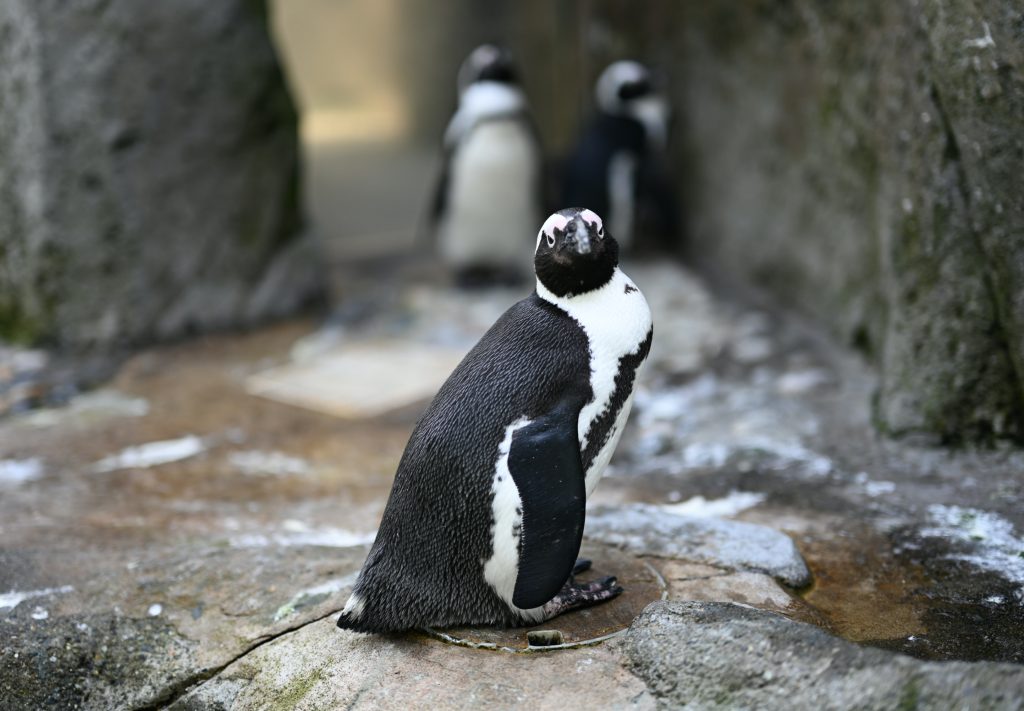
[457,44,519,96]
[595,60,670,149]
[596,60,653,113]
[534,208,619,297]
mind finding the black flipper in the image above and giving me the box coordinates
[508,402,586,610]
[418,144,452,251]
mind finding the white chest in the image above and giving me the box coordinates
[441,121,540,267]
[537,268,653,490]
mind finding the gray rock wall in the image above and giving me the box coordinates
[668,1,1024,441]
[0,0,324,350]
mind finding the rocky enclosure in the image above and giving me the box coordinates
[665,0,1024,442]
[3,263,1023,709]
[0,0,324,350]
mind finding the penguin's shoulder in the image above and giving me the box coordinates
[470,293,589,369]
[412,293,591,441]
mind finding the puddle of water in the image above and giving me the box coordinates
[796,522,1024,663]
[885,526,1024,663]
[797,526,928,644]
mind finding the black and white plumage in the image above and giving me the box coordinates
[429,45,543,286]
[562,61,677,252]
[337,207,653,633]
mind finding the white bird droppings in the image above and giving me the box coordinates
[660,491,767,519]
[92,435,206,473]
[0,458,44,485]
[920,505,1024,601]
[0,585,74,610]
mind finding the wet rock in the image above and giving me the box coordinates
[0,0,325,350]
[171,617,655,710]
[625,601,1024,710]
[586,505,811,587]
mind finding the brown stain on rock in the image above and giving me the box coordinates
[795,524,928,644]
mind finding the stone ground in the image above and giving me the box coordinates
[2,255,1024,709]
[3,140,1024,709]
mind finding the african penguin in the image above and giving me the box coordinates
[562,60,678,253]
[338,207,653,633]
[429,45,543,287]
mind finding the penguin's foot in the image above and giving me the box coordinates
[572,558,592,576]
[541,575,623,620]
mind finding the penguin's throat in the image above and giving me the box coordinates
[535,258,616,298]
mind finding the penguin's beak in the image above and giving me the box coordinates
[569,217,592,255]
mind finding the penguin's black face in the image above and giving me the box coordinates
[617,77,652,102]
[534,208,619,297]
[596,60,658,115]
[459,45,519,91]
[476,52,518,85]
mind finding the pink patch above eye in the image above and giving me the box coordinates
[540,213,570,236]
[580,209,603,230]
[537,214,571,249]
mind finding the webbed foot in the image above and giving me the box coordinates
[541,575,623,619]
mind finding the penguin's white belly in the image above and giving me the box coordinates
[542,268,653,492]
[440,121,540,269]
[482,417,547,623]
[583,392,635,496]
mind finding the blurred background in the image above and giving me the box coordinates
[3,0,1021,441]
[270,0,680,263]
[2,2,1024,705]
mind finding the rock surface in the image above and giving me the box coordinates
[587,505,811,587]
[0,0,324,349]
[661,0,1024,442]
[170,618,655,710]
[3,260,1024,707]
[626,601,1024,710]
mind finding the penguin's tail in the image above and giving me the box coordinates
[335,589,412,634]
[335,591,372,632]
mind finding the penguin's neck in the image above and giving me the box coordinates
[536,266,628,310]
[460,81,526,116]
[445,82,526,146]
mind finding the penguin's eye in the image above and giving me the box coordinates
[546,232,555,248]
[596,224,605,238]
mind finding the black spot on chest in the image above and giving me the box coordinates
[624,283,638,294]
[581,326,654,471]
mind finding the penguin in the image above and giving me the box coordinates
[428,45,544,287]
[338,207,653,633]
[562,61,678,253]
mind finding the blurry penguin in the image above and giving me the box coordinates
[562,60,678,253]
[428,45,544,288]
